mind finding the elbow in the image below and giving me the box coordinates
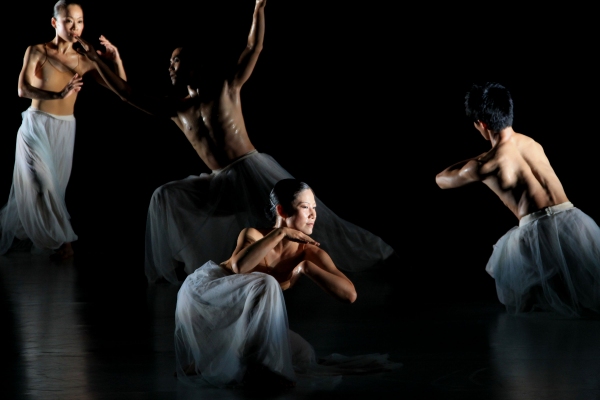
[230,261,242,274]
[17,87,26,98]
[343,287,357,304]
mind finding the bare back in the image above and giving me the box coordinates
[170,81,256,171]
[477,132,569,219]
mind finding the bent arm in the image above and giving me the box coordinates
[230,227,318,274]
[299,249,357,303]
[231,0,266,88]
[436,155,485,189]
[18,46,82,100]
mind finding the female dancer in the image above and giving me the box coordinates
[174,179,399,389]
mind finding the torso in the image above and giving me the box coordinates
[477,132,569,219]
[29,43,94,115]
[171,81,256,171]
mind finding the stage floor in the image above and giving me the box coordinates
[2,249,599,400]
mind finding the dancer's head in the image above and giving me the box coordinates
[465,82,514,133]
[52,1,84,43]
[269,179,317,235]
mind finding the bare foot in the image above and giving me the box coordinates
[50,242,74,261]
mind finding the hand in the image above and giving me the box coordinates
[187,85,200,98]
[74,36,100,62]
[282,228,319,246]
[97,35,122,62]
[60,73,83,99]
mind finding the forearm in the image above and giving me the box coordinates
[18,82,62,101]
[233,228,286,274]
[301,261,357,303]
[92,58,131,99]
[436,159,480,189]
[112,59,127,81]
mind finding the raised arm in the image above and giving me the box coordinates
[436,153,487,189]
[75,36,174,118]
[231,0,266,88]
[17,45,82,100]
[97,35,127,81]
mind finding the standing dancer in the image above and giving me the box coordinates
[0,0,127,259]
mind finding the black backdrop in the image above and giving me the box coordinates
[2,1,597,302]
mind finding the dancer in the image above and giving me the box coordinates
[174,179,400,389]
[74,0,395,284]
[0,0,127,259]
[436,82,600,317]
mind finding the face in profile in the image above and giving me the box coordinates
[286,189,317,235]
[52,5,84,43]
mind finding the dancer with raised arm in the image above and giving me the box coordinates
[436,82,600,317]
[74,0,395,284]
[174,179,401,389]
[0,0,127,260]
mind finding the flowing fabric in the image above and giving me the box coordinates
[486,203,600,317]
[0,108,77,255]
[174,261,402,389]
[145,151,395,284]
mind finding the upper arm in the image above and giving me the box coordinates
[229,228,263,271]
[18,46,42,95]
[305,247,350,281]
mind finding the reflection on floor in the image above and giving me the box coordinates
[1,249,600,400]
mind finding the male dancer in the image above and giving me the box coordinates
[436,82,600,317]
[75,0,395,284]
[0,0,127,260]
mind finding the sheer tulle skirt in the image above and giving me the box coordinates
[174,261,402,389]
[0,108,77,255]
[145,151,395,284]
[486,207,600,317]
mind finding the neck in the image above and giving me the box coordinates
[51,37,74,53]
[490,127,515,147]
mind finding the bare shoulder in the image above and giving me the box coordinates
[240,227,269,242]
[304,244,333,263]
[24,44,46,60]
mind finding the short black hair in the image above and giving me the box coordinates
[465,82,514,132]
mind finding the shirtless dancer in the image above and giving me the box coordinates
[0,0,126,259]
[75,0,395,284]
[436,82,600,317]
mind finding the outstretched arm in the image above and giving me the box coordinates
[75,36,174,118]
[436,154,486,189]
[17,45,83,100]
[231,0,266,88]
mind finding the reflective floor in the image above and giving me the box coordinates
[2,248,600,400]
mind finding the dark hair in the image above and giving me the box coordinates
[53,1,82,18]
[268,179,313,220]
[465,82,514,132]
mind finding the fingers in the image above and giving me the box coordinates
[187,85,200,98]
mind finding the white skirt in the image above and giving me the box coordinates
[145,151,395,284]
[174,261,402,389]
[486,204,600,317]
[0,108,77,254]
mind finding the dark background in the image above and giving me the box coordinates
[2,1,598,303]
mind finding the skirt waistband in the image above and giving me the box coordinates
[519,201,574,227]
[212,150,258,175]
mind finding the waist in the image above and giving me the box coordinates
[519,201,574,227]
[28,107,75,121]
[212,150,258,174]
